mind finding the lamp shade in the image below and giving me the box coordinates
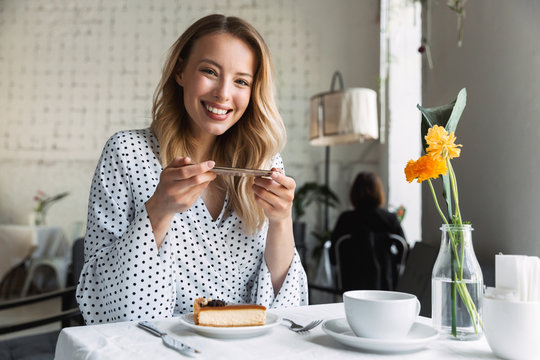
[309,88,378,146]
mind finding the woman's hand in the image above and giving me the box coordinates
[253,168,296,294]
[252,168,296,224]
[146,157,216,248]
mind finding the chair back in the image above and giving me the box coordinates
[62,237,84,327]
[335,232,408,292]
[71,237,85,286]
[395,241,439,317]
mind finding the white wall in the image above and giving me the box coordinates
[384,0,422,245]
[0,1,380,248]
[421,0,540,260]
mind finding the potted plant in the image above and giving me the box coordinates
[32,190,70,226]
[292,182,339,267]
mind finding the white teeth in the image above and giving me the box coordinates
[205,104,228,115]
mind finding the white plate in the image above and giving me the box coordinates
[178,312,281,339]
[322,318,438,353]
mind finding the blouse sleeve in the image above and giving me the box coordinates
[76,132,176,324]
[251,250,309,308]
[249,154,309,308]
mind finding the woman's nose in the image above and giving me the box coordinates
[213,79,231,101]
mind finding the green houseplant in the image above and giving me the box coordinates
[32,190,69,225]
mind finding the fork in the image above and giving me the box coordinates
[282,318,323,332]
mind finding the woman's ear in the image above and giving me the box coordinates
[175,71,183,86]
[174,59,184,86]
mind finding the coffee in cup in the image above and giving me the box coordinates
[343,290,421,339]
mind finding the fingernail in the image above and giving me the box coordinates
[271,171,278,179]
[208,161,215,168]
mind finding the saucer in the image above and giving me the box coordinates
[322,318,438,353]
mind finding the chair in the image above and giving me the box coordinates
[309,232,408,299]
[20,227,72,297]
[0,238,85,360]
[479,258,495,288]
[336,232,408,291]
[395,241,439,317]
[0,226,37,295]
[308,240,341,304]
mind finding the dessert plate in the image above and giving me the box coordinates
[179,312,281,339]
[322,318,438,353]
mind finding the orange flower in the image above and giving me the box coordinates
[425,125,462,160]
[405,155,448,183]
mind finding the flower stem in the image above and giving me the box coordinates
[447,159,467,281]
[451,251,457,336]
[428,179,448,225]
[455,279,480,334]
[433,181,462,270]
[446,159,462,224]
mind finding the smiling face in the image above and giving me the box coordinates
[175,32,256,141]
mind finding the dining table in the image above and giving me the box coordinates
[55,302,499,360]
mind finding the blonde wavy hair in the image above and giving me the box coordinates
[150,14,286,233]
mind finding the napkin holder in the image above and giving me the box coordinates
[483,254,540,360]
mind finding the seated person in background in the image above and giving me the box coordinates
[329,171,405,266]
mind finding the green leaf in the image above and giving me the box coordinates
[445,88,467,134]
[417,88,467,153]
[416,88,467,219]
[442,173,453,218]
[293,182,340,221]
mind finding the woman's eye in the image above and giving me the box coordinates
[235,79,250,87]
[201,69,217,76]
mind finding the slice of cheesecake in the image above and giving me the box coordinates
[193,298,266,327]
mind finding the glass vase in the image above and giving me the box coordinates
[432,224,483,340]
[33,210,46,226]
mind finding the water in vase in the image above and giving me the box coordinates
[432,277,483,340]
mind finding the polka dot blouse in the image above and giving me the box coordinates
[76,129,308,324]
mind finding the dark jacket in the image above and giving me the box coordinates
[329,207,406,290]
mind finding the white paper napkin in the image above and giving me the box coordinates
[494,254,540,302]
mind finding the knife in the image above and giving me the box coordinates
[138,321,200,357]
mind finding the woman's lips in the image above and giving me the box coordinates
[202,101,232,120]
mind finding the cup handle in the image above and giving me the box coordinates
[415,298,421,317]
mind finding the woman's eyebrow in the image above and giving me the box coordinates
[198,58,253,79]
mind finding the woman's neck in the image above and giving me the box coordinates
[191,132,217,163]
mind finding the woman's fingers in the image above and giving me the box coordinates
[173,181,211,207]
[167,156,192,168]
[166,158,216,180]
[254,170,294,199]
[253,169,296,220]
[157,157,217,212]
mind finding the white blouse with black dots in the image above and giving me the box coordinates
[76,129,308,324]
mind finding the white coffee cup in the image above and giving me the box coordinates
[343,290,421,339]
[484,297,540,360]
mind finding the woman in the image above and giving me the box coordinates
[77,14,307,324]
[330,171,405,265]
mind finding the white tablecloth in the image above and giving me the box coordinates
[55,303,497,360]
